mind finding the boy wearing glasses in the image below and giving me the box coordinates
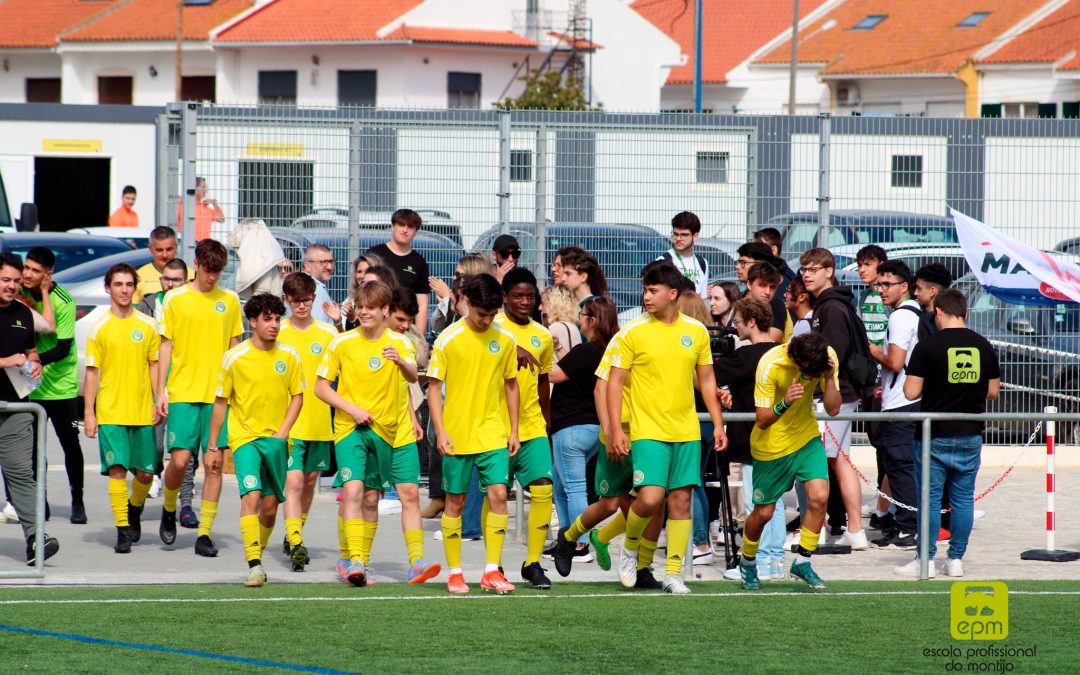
[866,260,921,550]
[660,211,709,298]
[277,272,339,571]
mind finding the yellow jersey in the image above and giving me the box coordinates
[751,344,840,461]
[392,330,425,448]
[216,341,304,451]
[317,328,415,446]
[494,313,553,442]
[428,320,517,455]
[85,310,160,426]
[594,324,636,445]
[160,285,243,404]
[133,261,194,304]
[277,319,338,442]
[611,312,712,443]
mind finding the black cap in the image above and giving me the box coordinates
[492,234,520,254]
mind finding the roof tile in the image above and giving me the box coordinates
[63,0,253,42]
[383,25,537,48]
[0,0,120,48]
[979,0,1080,65]
[215,0,421,43]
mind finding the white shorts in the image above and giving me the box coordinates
[818,401,858,459]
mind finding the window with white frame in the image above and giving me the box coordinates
[890,154,923,189]
[696,151,728,184]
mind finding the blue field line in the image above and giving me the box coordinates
[0,623,360,674]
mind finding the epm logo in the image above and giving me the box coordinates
[951,582,1008,641]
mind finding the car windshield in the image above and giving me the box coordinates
[5,241,131,273]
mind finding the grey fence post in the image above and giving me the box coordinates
[498,110,512,236]
[816,114,831,248]
[154,113,169,230]
[176,102,198,265]
[745,125,759,237]
[348,123,362,261]
[919,417,932,580]
[535,123,548,279]
[0,402,48,579]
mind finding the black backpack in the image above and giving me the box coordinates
[816,294,879,393]
[896,304,938,343]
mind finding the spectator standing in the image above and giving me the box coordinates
[753,226,797,290]
[0,252,59,563]
[744,262,785,342]
[661,211,710,298]
[856,245,888,347]
[134,226,193,304]
[19,248,85,523]
[559,249,608,307]
[540,285,581,363]
[490,234,521,284]
[867,261,920,550]
[738,242,792,340]
[896,289,1000,579]
[176,176,225,242]
[366,209,431,335]
[785,275,814,337]
[428,253,488,340]
[801,247,868,550]
[108,185,139,228]
[708,282,738,327]
[302,244,336,324]
[552,246,587,286]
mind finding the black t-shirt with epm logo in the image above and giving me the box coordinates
[366,244,430,296]
[906,327,1000,438]
[0,301,35,402]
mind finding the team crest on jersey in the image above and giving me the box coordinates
[599,479,610,493]
[287,455,294,469]
[368,356,382,370]
[530,335,541,348]
[131,329,144,342]
[214,301,226,313]
[105,451,115,464]
[243,475,257,489]
[168,431,176,445]
[310,342,323,355]
[633,470,644,485]
[753,489,764,501]
[488,340,501,354]
[680,335,692,348]
[341,467,353,481]
[274,360,287,374]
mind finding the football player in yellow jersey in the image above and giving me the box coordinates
[353,286,441,584]
[608,262,728,595]
[490,268,555,589]
[315,281,415,587]
[209,293,304,587]
[739,333,839,591]
[155,239,243,557]
[83,263,161,554]
[277,272,339,572]
[428,273,520,595]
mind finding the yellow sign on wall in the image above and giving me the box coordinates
[43,139,103,153]
[246,143,304,158]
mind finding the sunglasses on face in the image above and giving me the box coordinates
[501,248,522,260]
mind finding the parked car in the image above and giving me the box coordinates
[1054,235,1080,256]
[832,242,972,283]
[68,226,152,250]
[768,210,957,258]
[473,222,672,310]
[288,208,463,247]
[0,232,132,273]
[693,237,742,281]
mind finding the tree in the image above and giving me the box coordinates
[496,69,599,111]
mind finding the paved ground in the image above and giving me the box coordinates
[2,427,1079,586]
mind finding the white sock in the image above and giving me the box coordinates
[449,567,463,575]
[484,563,500,573]
[874,510,888,518]
[796,554,811,565]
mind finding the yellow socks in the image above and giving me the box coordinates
[197,501,218,538]
[108,478,129,527]
[743,534,760,560]
[624,508,649,552]
[240,515,261,563]
[799,526,819,553]
[637,537,658,571]
[259,521,273,552]
[598,510,627,544]
[480,496,491,541]
[163,485,179,513]
[564,516,588,543]
[337,516,349,558]
[345,519,365,562]
[404,529,424,565]
[441,514,462,571]
[665,519,691,577]
[129,478,151,508]
[359,520,377,564]
[484,512,509,567]
[286,517,303,547]
[526,483,552,565]
[302,512,308,526]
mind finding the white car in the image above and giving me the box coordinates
[68,226,154,250]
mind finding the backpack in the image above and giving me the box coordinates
[815,294,879,393]
[661,251,708,282]
[896,304,938,343]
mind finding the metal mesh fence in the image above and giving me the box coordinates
[159,105,1080,447]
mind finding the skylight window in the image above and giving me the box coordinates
[853,15,887,30]
[958,11,991,27]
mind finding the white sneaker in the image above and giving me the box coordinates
[244,564,267,587]
[617,543,638,588]
[837,530,869,550]
[943,558,964,577]
[973,509,986,521]
[767,561,786,580]
[861,501,875,517]
[656,529,667,549]
[662,574,691,594]
[550,512,559,530]
[723,566,740,581]
[784,532,800,550]
[893,557,936,578]
[433,530,443,540]
[708,520,720,545]
[723,562,777,580]
[148,475,162,499]
[692,547,714,566]
[1,501,17,522]
[377,498,402,515]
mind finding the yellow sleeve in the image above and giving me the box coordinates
[611,328,634,370]
[288,354,304,396]
[400,335,417,365]
[754,358,777,409]
[595,338,618,381]
[148,329,161,362]
[539,332,554,376]
[501,337,517,381]
[230,298,244,339]
[85,330,102,368]
[427,342,446,381]
[316,342,340,381]
[215,360,233,399]
[695,325,712,367]
[160,298,174,339]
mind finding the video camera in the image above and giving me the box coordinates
[708,325,739,358]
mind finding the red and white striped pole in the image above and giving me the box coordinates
[1021,406,1079,562]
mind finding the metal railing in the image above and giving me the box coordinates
[0,401,48,579]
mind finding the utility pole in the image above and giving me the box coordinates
[693,0,703,113]
[175,0,184,101]
[788,0,799,114]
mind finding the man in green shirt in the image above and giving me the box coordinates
[856,245,888,347]
[18,247,85,524]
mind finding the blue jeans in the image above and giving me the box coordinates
[462,466,483,539]
[741,463,786,567]
[914,435,981,560]
[552,424,600,543]
[691,422,714,546]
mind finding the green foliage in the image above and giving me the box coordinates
[496,69,599,111]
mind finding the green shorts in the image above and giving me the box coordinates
[167,402,229,453]
[333,427,391,488]
[509,436,553,487]
[233,437,288,502]
[288,439,333,474]
[630,439,700,490]
[442,449,510,495]
[99,424,157,476]
[751,437,828,505]
[366,441,422,490]
[595,445,634,497]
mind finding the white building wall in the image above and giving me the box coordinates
[830,77,966,117]
[979,67,1080,108]
[0,52,62,103]
[720,64,830,114]
[587,0,682,112]
[59,45,216,105]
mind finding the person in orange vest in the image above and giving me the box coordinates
[108,186,139,228]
